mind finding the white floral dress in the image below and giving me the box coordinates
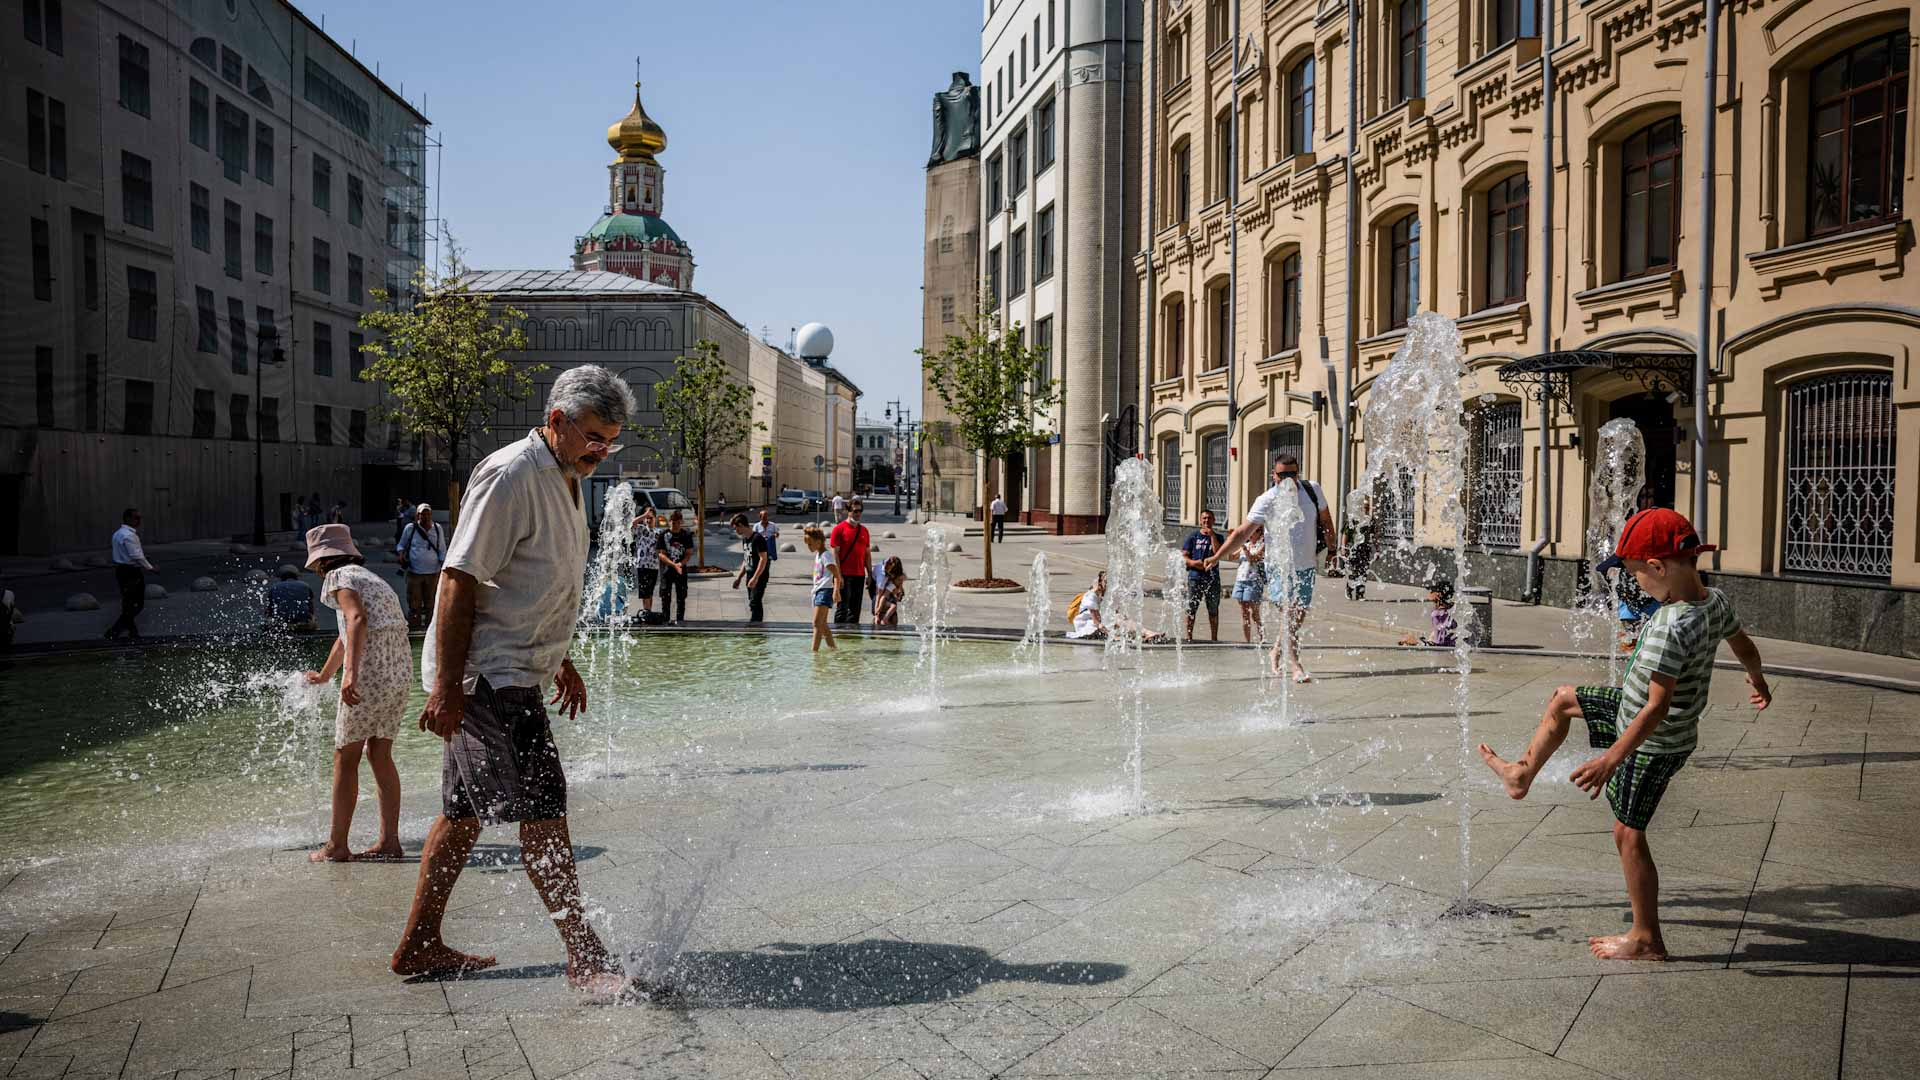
[322,563,413,747]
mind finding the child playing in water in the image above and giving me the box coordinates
[1399,580,1457,647]
[301,524,411,862]
[874,556,906,626]
[804,525,840,652]
[1479,509,1770,960]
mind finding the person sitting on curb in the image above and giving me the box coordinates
[264,567,317,633]
[1399,580,1457,647]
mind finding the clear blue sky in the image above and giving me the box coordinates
[297,0,981,419]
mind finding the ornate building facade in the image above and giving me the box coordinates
[1139,0,1916,655]
[571,83,695,289]
[922,72,983,515]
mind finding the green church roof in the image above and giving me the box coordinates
[581,212,685,248]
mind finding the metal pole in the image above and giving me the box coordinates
[1692,0,1718,535]
[1524,0,1558,601]
[1340,0,1359,525]
[252,341,265,545]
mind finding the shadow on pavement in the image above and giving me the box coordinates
[665,938,1128,1010]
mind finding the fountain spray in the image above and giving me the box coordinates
[1016,551,1051,672]
[1583,419,1647,683]
[1162,549,1189,673]
[910,524,954,700]
[1262,476,1305,725]
[1105,458,1164,813]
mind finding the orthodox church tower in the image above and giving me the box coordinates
[572,81,696,288]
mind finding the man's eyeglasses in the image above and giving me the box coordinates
[562,414,624,456]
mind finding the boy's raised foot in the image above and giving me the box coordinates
[1477,744,1533,800]
[1588,933,1667,961]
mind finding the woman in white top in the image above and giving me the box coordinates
[301,524,411,862]
[1067,572,1108,639]
[805,525,841,652]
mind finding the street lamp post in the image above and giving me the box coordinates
[883,400,906,515]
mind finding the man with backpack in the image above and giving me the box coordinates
[396,503,446,630]
[1212,453,1335,682]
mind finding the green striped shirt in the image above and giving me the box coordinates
[1619,587,1741,755]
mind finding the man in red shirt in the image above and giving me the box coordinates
[829,496,871,626]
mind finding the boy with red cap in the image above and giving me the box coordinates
[1479,508,1772,961]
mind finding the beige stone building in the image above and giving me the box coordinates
[922,73,983,516]
[1139,0,1916,654]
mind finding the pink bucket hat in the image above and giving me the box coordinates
[304,524,362,571]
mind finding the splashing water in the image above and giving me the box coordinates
[1016,551,1051,672]
[1263,477,1306,726]
[1162,549,1189,673]
[1581,418,1647,683]
[582,482,640,627]
[1344,313,1507,917]
[908,525,954,700]
[1106,458,1165,814]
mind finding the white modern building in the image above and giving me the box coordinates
[979,0,1141,533]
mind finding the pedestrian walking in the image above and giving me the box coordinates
[752,507,780,564]
[831,491,847,523]
[391,364,640,998]
[990,493,1008,543]
[731,513,771,623]
[392,498,411,547]
[828,496,871,626]
[1181,510,1224,642]
[1213,453,1335,682]
[656,509,693,625]
[805,525,840,651]
[629,505,660,619]
[301,524,408,863]
[396,504,446,630]
[1230,526,1267,643]
[104,508,155,641]
[264,567,317,632]
[329,499,348,525]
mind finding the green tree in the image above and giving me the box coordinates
[657,339,763,568]
[919,304,1059,583]
[357,244,539,525]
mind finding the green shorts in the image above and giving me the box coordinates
[1574,686,1690,831]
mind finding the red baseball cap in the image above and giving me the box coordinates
[1596,508,1716,571]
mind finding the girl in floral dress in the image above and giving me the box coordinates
[301,524,411,862]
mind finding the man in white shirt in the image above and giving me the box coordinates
[395,503,446,630]
[831,492,846,522]
[751,506,780,565]
[1213,453,1336,681]
[989,493,1008,542]
[105,508,156,641]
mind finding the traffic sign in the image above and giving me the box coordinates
[814,454,824,468]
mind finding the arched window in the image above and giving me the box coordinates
[1468,400,1523,548]
[1287,56,1315,157]
[1160,436,1183,524]
[1267,249,1302,352]
[1386,214,1421,329]
[1485,173,1529,307]
[1621,117,1681,278]
[1807,31,1909,236]
[1396,0,1426,103]
[1267,423,1304,474]
[1164,295,1187,378]
[1171,138,1193,225]
[1783,370,1895,578]
[1206,277,1232,370]
[1492,0,1538,48]
[1201,431,1230,520]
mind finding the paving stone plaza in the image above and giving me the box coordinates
[3,585,1917,1079]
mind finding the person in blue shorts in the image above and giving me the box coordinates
[1212,453,1335,682]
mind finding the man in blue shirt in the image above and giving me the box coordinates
[1181,510,1224,642]
[263,567,315,632]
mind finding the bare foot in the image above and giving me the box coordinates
[308,843,353,863]
[1292,667,1313,684]
[567,962,630,1001]
[358,841,404,861]
[1588,933,1667,961]
[390,941,498,977]
[1477,744,1534,800]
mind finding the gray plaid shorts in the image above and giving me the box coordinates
[442,678,568,824]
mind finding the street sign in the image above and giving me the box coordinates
[813,454,824,468]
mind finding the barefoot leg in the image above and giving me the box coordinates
[1592,821,1667,960]
[519,817,614,978]
[1479,685,1582,800]
[311,745,361,862]
[391,815,491,975]
[363,738,403,858]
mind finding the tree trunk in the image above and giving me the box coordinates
[695,475,707,569]
[983,480,995,582]
[445,437,463,532]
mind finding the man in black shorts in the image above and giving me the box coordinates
[1181,510,1224,642]
[391,366,643,999]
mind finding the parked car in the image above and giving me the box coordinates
[803,490,827,513]
[586,478,695,532]
[870,486,892,497]
[776,488,809,515]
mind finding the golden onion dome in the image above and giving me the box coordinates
[606,82,667,161]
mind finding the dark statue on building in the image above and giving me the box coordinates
[928,72,981,167]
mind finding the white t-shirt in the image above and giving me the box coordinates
[1069,588,1104,638]
[812,547,839,592]
[832,494,846,513]
[1246,479,1326,570]
[990,496,1007,516]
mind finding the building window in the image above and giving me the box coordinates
[247,65,273,107]
[987,151,1004,214]
[223,200,242,279]
[1387,214,1421,329]
[255,121,274,184]
[196,287,219,353]
[255,213,273,274]
[36,347,56,428]
[349,331,365,380]
[190,79,210,149]
[1167,22,1189,86]
[1287,57,1315,157]
[84,353,99,431]
[1618,117,1681,279]
[220,45,242,86]
[1165,296,1186,377]
[121,152,154,229]
[940,295,955,323]
[1207,280,1231,370]
[1201,432,1229,520]
[1161,437,1183,524]
[349,410,367,448]
[126,266,158,340]
[1009,227,1027,298]
[312,239,331,294]
[1033,315,1052,387]
[304,58,372,139]
[1485,173,1529,307]
[1020,35,1027,85]
[260,396,280,442]
[347,254,364,304]
[190,36,216,68]
[216,98,248,181]
[190,184,211,251]
[1010,126,1028,197]
[229,394,249,440]
[1375,469,1417,546]
[26,90,47,175]
[82,233,98,310]
[1783,370,1895,578]
[1492,0,1538,48]
[1214,109,1234,200]
[312,152,331,212]
[1807,31,1908,237]
[1035,97,1056,172]
[1048,0,1057,50]
[193,389,216,439]
[314,405,333,446]
[24,0,64,54]
[1035,204,1055,281]
[1269,250,1301,353]
[31,217,52,301]
[1397,0,1426,103]
[124,379,155,436]
[48,96,66,179]
[1172,140,1192,224]
[348,174,364,225]
[118,35,151,116]
[313,319,333,377]
[256,306,277,363]
[1468,400,1523,548]
[987,243,1003,306]
[1206,0,1229,52]
[939,214,955,253]
[228,298,248,374]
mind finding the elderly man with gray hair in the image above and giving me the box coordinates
[390,364,645,999]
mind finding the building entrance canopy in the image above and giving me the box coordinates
[1495,351,1696,415]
